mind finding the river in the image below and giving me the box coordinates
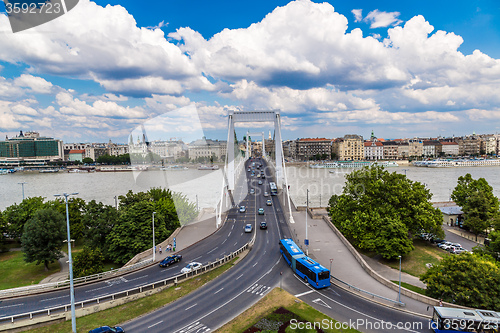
[1,165,499,211]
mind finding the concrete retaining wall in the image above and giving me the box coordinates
[321,215,462,309]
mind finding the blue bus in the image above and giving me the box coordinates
[431,306,500,332]
[279,238,330,289]
[269,182,278,196]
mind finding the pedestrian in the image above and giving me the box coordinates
[439,299,443,306]
[159,246,162,255]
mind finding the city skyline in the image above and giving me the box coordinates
[1,0,499,143]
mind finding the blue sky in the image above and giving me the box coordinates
[0,0,499,143]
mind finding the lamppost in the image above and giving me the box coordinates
[114,195,118,210]
[54,192,78,333]
[329,259,333,277]
[18,182,27,201]
[152,212,156,262]
[305,188,309,256]
[401,169,408,176]
[398,255,402,303]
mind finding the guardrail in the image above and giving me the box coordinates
[331,276,405,307]
[0,258,153,300]
[0,242,250,331]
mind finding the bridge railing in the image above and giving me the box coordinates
[0,242,250,331]
[0,259,154,300]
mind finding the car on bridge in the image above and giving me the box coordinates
[266,199,272,206]
[264,191,269,197]
[181,262,203,274]
[89,326,125,333]
[159,254,182,268]
[258,180,263,185]
[258,208,265,215]
[239,206,246,213]
[250,188,255,194]
[245,224,253,232]
[260,221,267,229]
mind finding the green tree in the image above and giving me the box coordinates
[82,157,94,164]
[21,208,65,271]
[329,166,443,259]
[451,174,499,240]
[73,246,104,278]
[0,211,7,252]
[3,196,46,239]
[48,197,86,241]
[421,253,500,310]
[82,200,119,260]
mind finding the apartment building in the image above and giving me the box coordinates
[456,136,481,156]
[439,141,459,156]
[295,138,332,160]
[381,141,399,160]
[187,137,227,161]
[332,135,364,161]
[364,141,383,160]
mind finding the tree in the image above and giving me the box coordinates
[82,200,119,260]
[48,197,86,241]
[21,208,65,271]
[0,211,7,252]
[451,174,499,240]
[82,157,94,164]
[421,253,500,310]
[329,166,444,259]
[73,246,104,278]
[3,197,47,239]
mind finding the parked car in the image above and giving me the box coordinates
[438,241,452,249]
[451,248,468,254]
[181,262,203,274]
[260,221,267,229]
[159,254,182,267]
[266,199,272,206]
[89,326,124,333]
[258,208,265,215]
[245,224,253,233]
[239,206,246,213]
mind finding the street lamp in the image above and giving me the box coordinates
[18,182,27,201]
[54,192,78,333]
[398,255,402,304]
[401,169,408,176]
[152,212,156,262]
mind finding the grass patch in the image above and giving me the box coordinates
[217,288,361,333]
[0,251,60,290]
[25,257,239,333]
[390,281,426,295]
[382,239,447,277]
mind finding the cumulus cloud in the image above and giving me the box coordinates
[364,10,402,28]
[0,0,209,97]
[55,91,146,119]
[352,9,363,22]
[14,74,53,94]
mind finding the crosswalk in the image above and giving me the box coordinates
[176,321,210,333]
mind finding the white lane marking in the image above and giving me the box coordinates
[221,239,226,245]
[231,224,234,230]
[40,295,67,302]
[192,256,202,261]
[148,320,163,328]
[86,285,110,293]
[0,303,23,309]
[292,275,421,333]
[312,298,331,309]
[236,274,244,280]
[214,288,224,294]
[234,242,237,246]
[185,303,197,311]
[173,256,282,333]
[127,275,148,282]
[252,262,258,267]
[227,232,231,237]
[207,247,218,254]
[294,290,315,298]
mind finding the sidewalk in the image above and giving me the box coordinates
[38,212,219,284]
[289,209,434,317]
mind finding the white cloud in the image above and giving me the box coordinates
[0,101,22,129]
[0,0,208,97]
[352,9,363,22]
[55,91,146,119]
[14,74,53,94]
[364,10,402,29]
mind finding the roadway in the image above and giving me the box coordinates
[2,158,434,332]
